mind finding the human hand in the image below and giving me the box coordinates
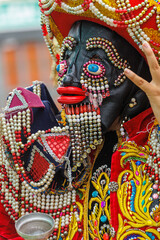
[124,41,160,124]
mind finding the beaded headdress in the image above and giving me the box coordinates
[39,0,160,64]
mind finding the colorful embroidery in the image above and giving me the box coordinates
[148,0,160,12]
[88,165,115,240]
[117,141,160,240]
[119,141,150,168]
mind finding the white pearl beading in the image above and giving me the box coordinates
[61,2,84,14]
[0,114,5,166]
[32,81,42,98]
[4,89,28,113]
[40,0,160,62]
[116,0,148,11]
[116,0,157,49]
[1,109,32,151]
[71,190,82,232]
[0,159,20,220]
[1,114,65,195]
[146,127,160,187]
[1,157,82,236]
[41,0,54,9]
[95,0,118,12]
[23,164,55,193]
[65,103,103,171]
[89,3,116,27]
[41,13,58,60]
[41,1,57,15]
[59,36,77,62]
[2,107,69,152]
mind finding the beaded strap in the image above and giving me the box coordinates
[145,123,160,198]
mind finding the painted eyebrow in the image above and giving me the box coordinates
[86,37,129,69]
[85,38,115,64]
[60,36,77,61]
[86,37,115,54]
[86,37,131,86]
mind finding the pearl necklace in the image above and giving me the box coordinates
[0,159,82,238]
[0,80,105,239]
[0,81,93,239]
[144,125,160,199]
[39,0,160,64]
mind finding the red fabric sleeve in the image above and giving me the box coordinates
[0,202,23,240]
[110,150,122,237]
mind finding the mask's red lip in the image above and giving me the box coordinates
[58,96,86,104]
[57,87,86,95]
[57,87,86,104]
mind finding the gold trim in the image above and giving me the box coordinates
[49,17,64,46]
[144,27,160,46]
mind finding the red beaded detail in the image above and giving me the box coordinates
[81,0,92,11]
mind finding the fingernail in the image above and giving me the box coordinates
[142,41,149,48]
[124,68,130,74]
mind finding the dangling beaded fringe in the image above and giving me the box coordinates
[65,103,103,172]
[144,125,160,199]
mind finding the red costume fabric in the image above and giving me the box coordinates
[0,202,23,240]
[111,108,158,239]
[0,107,156,239]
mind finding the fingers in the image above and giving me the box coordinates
[142,41,160,85]
[124,68,155,96]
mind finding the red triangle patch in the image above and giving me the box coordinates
[9,94,24,108]
[40,134,70,162]
[29,146,50,182]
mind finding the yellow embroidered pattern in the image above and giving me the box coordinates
[143,28,160,46]
[58,108,67,126]
[44,0,121,46]
[94,1,121,21]
[49,17,64,46]
[148,0,160,12]
[119,141,150,168]
[88,171,112,239]
[117,141,160,240]
[66,200,84,239]
[83,142,105,240]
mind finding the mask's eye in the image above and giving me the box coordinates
[56,60,67,77]
[83,61,106,78]
[87,64,102,75]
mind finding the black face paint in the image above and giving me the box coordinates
[57,21,151,133]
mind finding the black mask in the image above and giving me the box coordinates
[58,20,151,133]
